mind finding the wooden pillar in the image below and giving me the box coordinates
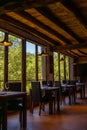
[35,45,38,81]
[58,53,60,81]
[4,33,8,88]
[22,39,26,92]
[47,47,54,81]
[64,55,66,80]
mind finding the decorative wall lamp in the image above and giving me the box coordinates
[38,50,49,57]
[0,41,12,46]
[60,57,64,61]
[0,31,12,46]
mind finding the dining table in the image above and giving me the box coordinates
[41,86,60,114]
[30,86,60,114]
[61,84,76,105]
[0,91,27,130]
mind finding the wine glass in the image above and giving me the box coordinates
[5,83,9,91]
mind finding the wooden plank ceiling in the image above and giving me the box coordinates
[0,0,87,58]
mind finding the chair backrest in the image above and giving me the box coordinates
[42,80,47,86]
[31,81,41,102]
[66,80,70,85]
[47,80,53,87]
[5,82,21,91]
[70,80,76,85]
[62,80,66,84]
[54,81,61,87]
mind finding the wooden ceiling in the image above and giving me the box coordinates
[0,0,87,58]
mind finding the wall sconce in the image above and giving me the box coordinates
[0,41,12,46]
[60,57,64,61]
[0,31,12,46]
[38,50,49,56]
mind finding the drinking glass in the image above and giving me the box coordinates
[5,83,9,91]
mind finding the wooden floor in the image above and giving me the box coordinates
[7,91,87,130]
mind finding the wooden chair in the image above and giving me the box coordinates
[31,81,47,115]
[76,82,85,99]
[61,80,76,105]
[54,81,63,104]
[5,82,23,128]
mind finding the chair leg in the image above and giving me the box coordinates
[0,117,2,130]
[31,102,34,114]
[60,95,63,105]
[39,103,42,115]
[19,111,23,128]
[42,102,45,111]
[62,95,66,104]
[53,98,56,112]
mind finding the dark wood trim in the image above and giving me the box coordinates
[78,50,87,56]
[64,55,66,80]
[4,32,8,87]
[54,42,87,51]
[57,51,75,58]
[70,51,79,57]
[58,53,60,81]
[69,58,71,80]
[36,45,38,80]
[22,39,26,92]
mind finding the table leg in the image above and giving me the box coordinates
[2,100,7,130]
[48,92,53,114]
[82,85,85,99]
[56,89,60,111]
[68,88,71,105]
[73,86,76,104]
[23,94,27,129]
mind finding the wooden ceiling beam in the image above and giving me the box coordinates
[0,15,59,46]
[64,51,75,58]
[36,6,82,43]
[17,11,71,45]
[0,0,63,14]
[54,42,87,51]
[70,51,79,57]
[54,49,75,58]
[78,50,87,56]
[62,0,87,33]
[0,19,49,47]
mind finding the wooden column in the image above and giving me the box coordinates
[4,32,8,88]
[22,39,26,92]
[58,53,60,81]
[35,45,38,81]
[64,55,66,80]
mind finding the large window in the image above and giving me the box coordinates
[8,35,22,81]
[53,52,69,82]
[54,52,59,80]
[0,29,70,92]
[65,56,69,80]
[60,54,64,81]
[38,46,42,82]
[26,41,36,92]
